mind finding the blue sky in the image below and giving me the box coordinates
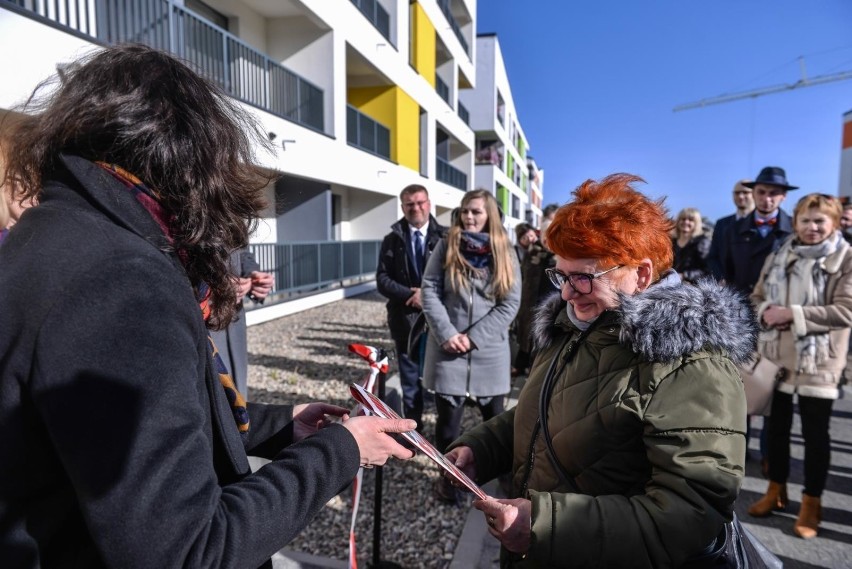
[477,0,852,222]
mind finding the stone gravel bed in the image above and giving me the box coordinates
[247,291,484,569]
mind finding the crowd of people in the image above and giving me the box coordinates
[0,43,847,568]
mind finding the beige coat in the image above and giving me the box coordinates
[751,237,852,399]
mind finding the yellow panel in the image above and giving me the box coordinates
[395,88,419,171]
[410,2,436,88]
[347,86,419,172]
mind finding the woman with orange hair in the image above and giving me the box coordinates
[443,174,755,567]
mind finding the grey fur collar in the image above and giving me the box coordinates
[532,277,757,364]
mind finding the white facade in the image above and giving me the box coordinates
[0,0,478,241]
[459,33,536,237]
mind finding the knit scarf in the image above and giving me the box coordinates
[97,162,250,436]
[460,230,492,270]
[758,232,842,374]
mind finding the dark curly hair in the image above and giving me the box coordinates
[4,44,274,329]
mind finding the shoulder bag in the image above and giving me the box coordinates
[738,353,786,416]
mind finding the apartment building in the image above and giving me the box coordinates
[459,33,540,235]
[526,155,544,226]
[1,0,473,239]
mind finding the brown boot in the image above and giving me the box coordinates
[794,494,822,539]
[747,481,788,517]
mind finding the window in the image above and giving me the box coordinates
[185,0,229,30]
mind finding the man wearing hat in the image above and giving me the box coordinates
[707,179,754,280]
[723,166,798,296]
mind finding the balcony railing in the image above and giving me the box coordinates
[458,102,470,126]
[3,0,324,132]
[249,240,381,298]
[347,105,391,160]
[435,75,450,106]
[436,156,467,191]
[437,0,468,55]
[350,0,391,43]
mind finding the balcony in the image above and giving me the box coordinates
[350,0,391,43]
[4,0,324,132]
[436,156,467,191]
[347,105,391,160]
[435,75,450,106]
[436,0,468,55]
[458,102,470,126]
[475,145,503,167]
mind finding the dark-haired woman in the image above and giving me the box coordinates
[0,45,414,568]
[443,175,753,567]
[748,193,852,539]
[421,189,520,502]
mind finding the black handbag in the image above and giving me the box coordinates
[407,312,428,364]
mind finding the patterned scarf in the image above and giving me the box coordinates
[460,230,492,269]
[758,232,843,374]
[97,162,250,436]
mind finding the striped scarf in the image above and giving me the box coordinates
[97,162,250,436]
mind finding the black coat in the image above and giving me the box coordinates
[723,210,794,296]
[707,213,737,280]
[376,216,446,346]
[672,235,711,283]
[0,155,360,568]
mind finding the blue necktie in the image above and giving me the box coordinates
[414,230,425,276]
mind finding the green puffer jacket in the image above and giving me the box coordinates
[453,275,757,568]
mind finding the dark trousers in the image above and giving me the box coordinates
[767,390,834,497]
[435,395,505,453]
[393,338,424,431]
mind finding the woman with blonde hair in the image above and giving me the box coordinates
[672,206,711,283]
[748,193,852,539]
[421,188,521,502]
[442,174,755,566]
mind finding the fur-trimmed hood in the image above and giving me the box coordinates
[532,275,757,364]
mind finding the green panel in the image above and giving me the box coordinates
[497,185,509,213]
[507,153,513,178]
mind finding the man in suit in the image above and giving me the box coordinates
[723,167,798,297]
[376,184,446,431]
[707,179,754,280]
[723,166,798,472]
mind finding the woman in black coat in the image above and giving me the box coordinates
[672,207,711,283]
[0,45,414,568]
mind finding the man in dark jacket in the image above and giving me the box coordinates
[723,166,798,297]
[707,179,754,279]
[376,184,446,431]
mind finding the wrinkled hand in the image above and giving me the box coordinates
[292,402,349,442]
[405,287,423,310]
[442,333,471,354]
[249,271,274,301]
[444,446,477,481]
[342,416,417,468]
[762,304,793,329]
[474,497,531,554]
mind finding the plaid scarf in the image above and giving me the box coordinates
[97,162,250,436]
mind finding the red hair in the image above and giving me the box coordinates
[544,173,673,279]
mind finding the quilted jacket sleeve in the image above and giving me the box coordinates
[527,355,746,569]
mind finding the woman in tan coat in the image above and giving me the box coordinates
[748,193,852,538]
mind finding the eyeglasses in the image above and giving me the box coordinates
[545,265,622,294]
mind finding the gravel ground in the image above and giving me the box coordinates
[247,291,483,569]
